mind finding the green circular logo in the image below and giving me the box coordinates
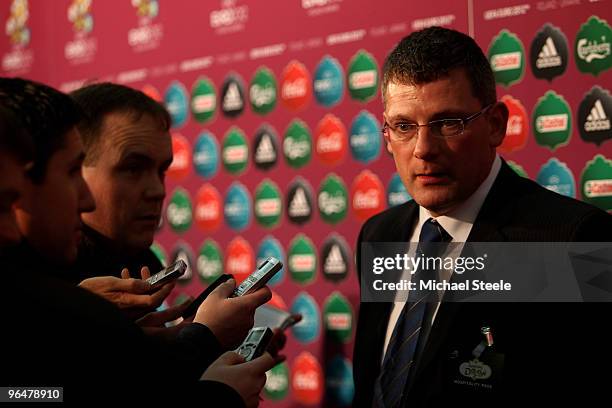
[323,292,353,343]
[197,239,223,285]
[150,241,167,267]
[581,154,612,211]
[318,174,348,224]
[347,50,379,102]
[575,15,612,76]
[250,66,277,115]
[283,119,312,168]
[222,127,249,175]
[264,361,289,401]
[254,179,282,228]
[191,77,216,123]
[507,160,529,178]
[288,234,317,285]
[488,29,525,87]
[532,91,572,150]
[166,188,193,233]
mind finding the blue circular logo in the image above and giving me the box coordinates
[164,81,189,129]
[350,110,381,163]
[290,292,320,343]
[536,158,576,198]
[326,355,354,407]
[193,131,219,179]
[387,173,412,207]
[313,55,344,107]
[224,182,251,231]
[257,236,285,287]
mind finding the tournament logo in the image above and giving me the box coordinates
[280,60,312,111]
[224,182,251,231]
[166,188,192,233]
[150,241,167,267]
[193,131,219,179]
[581,154,612,212]
[141,84,161,101]
[167,133,191,180]
[195,184,222,232]
[288,234,317,285]
[171,242,194,285]
[498,95,528,154]
[164,81,189,129]
[197,239,223,285]
[578,86,612,147]
[318,174,348,224]
[350,110,381,163]
[209,0,249,35]
[283,119,312,168]
[264,361,289,401]
[222,127,249,175]
[128,0,163,52]
[387,173,412,207]
[529,23,568,81]
[575,16,612,76]
[254,179,282,228]
[507,161,529,178]
[320,234,350,283]
[536,158,576,198]
[2,0,33,73]
[315,114,347,165]
[249,66,277,115]
[257,236,285,287]
[286,177,314,225]
[252,124,279,170]
[488,30,525,87]
[220,73,246,118]
[347,50,379,102]
[290,294,320,343]
[225,236,254,284]
[532,91,572,150]
[191,77,216,124]
[65,0,97,63]
[325,356,354,407]
[352,170,385,221]
[313,55,344,107]
[291,351,324,405]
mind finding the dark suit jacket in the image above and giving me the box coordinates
[353,161,612,407]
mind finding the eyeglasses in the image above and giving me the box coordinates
[382,104,493,142]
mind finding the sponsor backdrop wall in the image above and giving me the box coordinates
[2,0,610,406]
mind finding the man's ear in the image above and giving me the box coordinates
[487,101,509,148]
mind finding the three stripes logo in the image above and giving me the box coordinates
[530,24,568,81]
[578,86,612,146]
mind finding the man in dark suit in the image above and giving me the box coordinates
[353,27,612,407]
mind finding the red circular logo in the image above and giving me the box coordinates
[141,84,162,102]
[291,351,323,405]
[315,113,347,165]
[351,170,385,220]
[280,60,312,111]
[167,133,191,180]
[499,95,528,154]
[225,236,255,284]
[195,184,221,231]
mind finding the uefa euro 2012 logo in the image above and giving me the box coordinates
[132,0,159,20]
[68,0,93,35]
[5,0,30,47]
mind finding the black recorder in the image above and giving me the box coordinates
[231,257,282,297]
[146,259,187,290]
[235,327,274,362]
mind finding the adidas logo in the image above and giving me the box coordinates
[584,99,611,132]
[536,37,562,69]
[223,82,243,111]
[289,188,311,217]
[255,134,276,163]
[324,245,346,274]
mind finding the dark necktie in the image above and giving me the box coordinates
[373,218,452,408]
